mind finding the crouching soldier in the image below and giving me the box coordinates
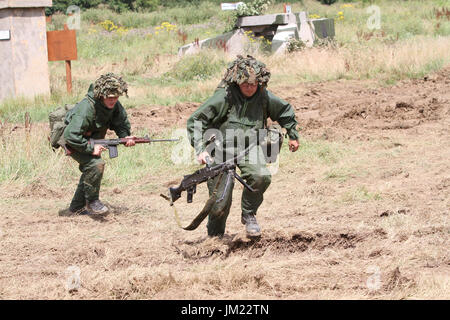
[64,73,136,215]
[187,55,300,237]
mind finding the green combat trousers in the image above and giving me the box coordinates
[69,152,105,211]
[206,159,271,237]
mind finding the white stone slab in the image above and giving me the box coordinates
[237,13,288,27]
[271,24,298,54]
[297,11,315,47]
[0,30,10,40]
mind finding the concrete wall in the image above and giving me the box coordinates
[0,2,51,102]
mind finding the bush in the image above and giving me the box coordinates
[47,0,159,14]
[237,0,272,17]
[318,0,337,5]
[134,0,159,11]
[46,0,102,15]
[287,38,306,53]
[168,52,226,81]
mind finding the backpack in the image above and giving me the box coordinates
[48,104,76,149]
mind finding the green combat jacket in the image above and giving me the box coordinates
[187,85,300,155]
[63,84,131,154]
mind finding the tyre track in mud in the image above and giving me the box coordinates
[173,228,388,261]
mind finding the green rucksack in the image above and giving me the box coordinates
[48,104,75,149]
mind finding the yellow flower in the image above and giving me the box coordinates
[115,27,128,36]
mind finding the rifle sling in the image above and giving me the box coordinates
[181,172,224,231]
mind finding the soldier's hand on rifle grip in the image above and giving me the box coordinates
[289,139,299,152]
[197,151,211,165]
[92,144,107,156]
[124,136,136,147]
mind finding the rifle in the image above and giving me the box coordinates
[64,135,178,158]
[165,145,257,206]
[91,136,179,158]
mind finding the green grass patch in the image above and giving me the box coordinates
[279,138,350,172]
[341,185,382,203]
[166,51,227,81]
[324,167,356,182]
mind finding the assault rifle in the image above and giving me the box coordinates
[165,145,257,206]
[64,136,178,158]
[91,136,179,158]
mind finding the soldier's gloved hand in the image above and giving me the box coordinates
[197,151,211,165]
[289,139,299,152]
[93,144,107,156]
[124,136,136,147]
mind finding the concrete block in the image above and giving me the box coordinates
[178,29,248,56]
[297,11,315,47]
[271,24,298,54]
[237,13,289,27]
[178,11,335,56]
[311,18,335,39]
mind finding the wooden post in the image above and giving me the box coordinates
[25,112,31,160]
[65,60,72,94]
[63,24,72,94]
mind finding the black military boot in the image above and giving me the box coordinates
[241,213,261,237]
[87,200,109,214]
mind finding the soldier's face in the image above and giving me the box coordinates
[239,82,258,98]
[102,96,119,109]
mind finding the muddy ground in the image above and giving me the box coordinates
[0,68,448,299]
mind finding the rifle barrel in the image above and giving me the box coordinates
[147,139,179,142]
[128,138,179,144]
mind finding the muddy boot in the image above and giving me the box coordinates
[75,208,91,215]
[60,206,91,216]
[241,213,261,237]
[87,200,109,214]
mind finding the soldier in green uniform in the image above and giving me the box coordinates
[187,55,300,237]
[64,73,136,215]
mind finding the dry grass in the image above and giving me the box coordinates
[0,69,449,299]
[0,0,449,301]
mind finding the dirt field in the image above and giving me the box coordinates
[0,67,448,299]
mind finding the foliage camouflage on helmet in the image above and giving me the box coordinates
[93,73,128,99]
[222,55,271,87]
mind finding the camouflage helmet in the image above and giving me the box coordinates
[222,55,271,87]
[93,73,128,99]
